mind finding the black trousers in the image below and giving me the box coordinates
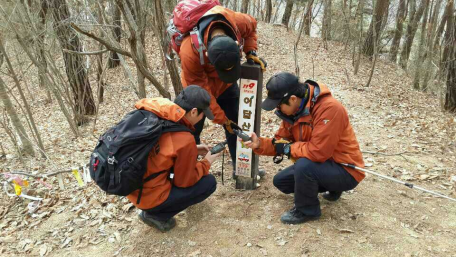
[144,174,217,220]
[273,158,358,217]
[194,83,240,166]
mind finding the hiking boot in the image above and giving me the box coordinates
[322,191,343,202]
[280,207,320,224]
[138,211,176,232]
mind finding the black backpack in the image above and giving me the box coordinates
[89,109,192,204]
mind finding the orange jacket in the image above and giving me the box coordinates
[126,98,211,210]
[180,6,258,124]
[254,81,365,182]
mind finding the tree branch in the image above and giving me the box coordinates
[70,23,132,57]
[62,48,109,55]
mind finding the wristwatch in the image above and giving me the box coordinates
[283,144,291,156]
[246,50,257,56]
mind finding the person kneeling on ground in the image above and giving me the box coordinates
[127,85,220,232]
[243,72,365,224]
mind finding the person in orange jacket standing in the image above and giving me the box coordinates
[179,5,266,172]
[244,72,365,224]
[127,85,221,232]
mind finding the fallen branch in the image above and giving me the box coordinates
[62,48,109,55]
[1,165,87,179]
[362,151,412,162]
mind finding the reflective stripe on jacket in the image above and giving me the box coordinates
[254,81,365,182]
[126,98,211,209]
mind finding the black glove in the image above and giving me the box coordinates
[272,138,291,158]
[246,50,267,71]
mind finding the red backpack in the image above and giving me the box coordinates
[166,0,220,65]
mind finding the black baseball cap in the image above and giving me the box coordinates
[261,72,299,111]
[174,85,214,120]
[207,36,241,83]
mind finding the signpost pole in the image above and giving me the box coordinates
[235,62,263,190]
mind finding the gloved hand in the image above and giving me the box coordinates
[246,50,267,72]
[223,119,241,134]
[273,138,291,158]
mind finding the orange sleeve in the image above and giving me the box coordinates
[253,121,294,156]
[290,102,347,162]
[180,40,228,124]
[233,12,258,53]
[171,132,211,187]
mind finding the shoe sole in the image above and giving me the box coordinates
[280,216,320,225]
[138,213,175,232]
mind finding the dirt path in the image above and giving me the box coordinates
[1,23,455,257]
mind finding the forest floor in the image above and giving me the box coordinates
[1,22,456,257]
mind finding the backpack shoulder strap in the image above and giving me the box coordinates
[162,120,193,134]
[190,27,206,66]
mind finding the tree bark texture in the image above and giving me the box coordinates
[322,0,332,40]
[282,0,294,27]
[0,76,35,157]
[389,0,407,62]
[412,0,430,90]
[303,0,314,36]
[421,0,443,90]
[241,0,249,13]
[399,0,429,69]
[362,0,390,57]
[440,0,454,76]
[265,0,272,23]
[108,3,121,68]
[154,0,183,96]
[50,0,96,116]
[444,12,456,111]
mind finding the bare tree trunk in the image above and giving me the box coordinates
[115,0,148,98]
[241,0,249,13]
[353,0,365,75]
[36,0,51,102]
[433,0,451,52]
[0,76,35,157]
[389,0,407,62]
[399,0,429,69]
[50,0,96,119]
[272,0,284,23]
[154,0,183,96]
[362,0,390,57]
[108,3,121,68]
[282,0,294,27]
[303,0,314,36]
[421,0,443,90]
[0,39,46,156]
[265,0,272,23]
[439,0,454,77]
[15,36,79,137]
[322,0,332,40]
[412,0,430,90]
[233,0,238,11]
[444,14,456,111]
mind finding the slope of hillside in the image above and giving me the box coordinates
[1,22,455,257]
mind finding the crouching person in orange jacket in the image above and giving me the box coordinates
[243,72,365,224]
[179,5,266,174]
[127,86,220,232]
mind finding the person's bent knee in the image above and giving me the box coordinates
[203,174,217,195]
[294,158,319,180]
[272,173,282,189]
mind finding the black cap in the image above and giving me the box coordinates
[174,85,214,120]
[207,36,241,83]
[261,72,299,111]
